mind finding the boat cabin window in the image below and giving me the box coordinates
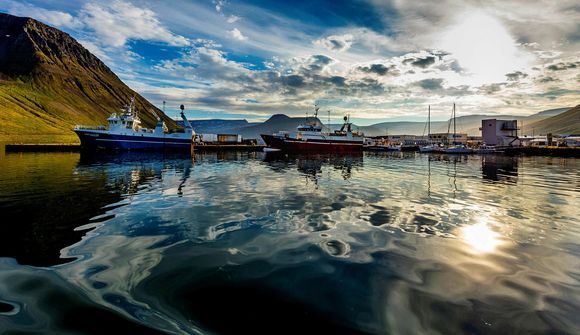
[297,126,321,132]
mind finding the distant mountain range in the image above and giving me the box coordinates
[0,13,176,144]
[194,107,576,140]
[187,119,253,133]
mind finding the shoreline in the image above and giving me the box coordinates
[2,143,578,157]
[3,143,266,153]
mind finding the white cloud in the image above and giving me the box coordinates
[314,34,354,52]
[77,39,111,63]
[214,0,226,13]
[3,0,83,29]
[228,28,247,41]
[227,15,240,23]
[80,0,190,47]
[155,47,250,83]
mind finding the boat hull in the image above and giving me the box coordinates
[366,145,401,152]
[443,147,473,154]
[75,130,193,151]
[419,145,442,153]
[261,134,363,153]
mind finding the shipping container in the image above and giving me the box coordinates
[217,134,242,143]
[200,133,218,143]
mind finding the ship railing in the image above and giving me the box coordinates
[75,125,107,130]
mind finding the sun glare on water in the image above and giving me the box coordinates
[461,220,504,254]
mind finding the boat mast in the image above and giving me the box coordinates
[314,105,319,126]
[131,96,137,119]
[453,103,456,145]
[428,105,431,144]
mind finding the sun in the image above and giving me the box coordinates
[437,10,534,85]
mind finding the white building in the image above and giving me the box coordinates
[481,119,520,146]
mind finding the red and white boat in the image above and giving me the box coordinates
[261,113,364,153]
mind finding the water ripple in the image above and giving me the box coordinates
[0,152,578,334]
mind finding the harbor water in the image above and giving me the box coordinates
[0,151,578,334]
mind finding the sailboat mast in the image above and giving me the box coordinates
[428,105,431,143]
[453,103,456,145]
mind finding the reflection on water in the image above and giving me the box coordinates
[0,151,579,334]
[0,153,123,266]
[482,155,518,183]
[263,152,363,184]
[460,219,504,253]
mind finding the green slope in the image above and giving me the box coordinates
[527,105,580,135]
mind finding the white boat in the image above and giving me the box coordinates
[444,145,473,154]
[261,108,364,153]
[74,98,195,151]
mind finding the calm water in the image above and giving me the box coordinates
[0,151,578,334]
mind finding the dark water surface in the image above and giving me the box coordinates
[0,151,578,334]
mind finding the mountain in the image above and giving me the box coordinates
[527,105,580,135]
[185,119,250,133]
[0,13,176,144]
[529,107,571,118]
[231,114,326,140]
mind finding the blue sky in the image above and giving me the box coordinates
[1,0,579,124]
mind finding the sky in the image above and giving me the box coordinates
[1,0,579,124]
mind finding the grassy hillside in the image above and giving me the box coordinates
[0,13,177,144]
[527,105,580,135]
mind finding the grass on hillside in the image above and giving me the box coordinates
[0,77,165,144]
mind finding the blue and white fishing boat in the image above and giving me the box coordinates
[74,98,195,151]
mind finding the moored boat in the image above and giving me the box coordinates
[367,144,401,152]
[442,103,473,154]
[475,146,502,154]
[74,98,195,151]
[419,144,441,153]
[444,145,473,154]
[261,110,364,153]
[419,105,440,153]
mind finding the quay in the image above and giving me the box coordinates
[195,144,265,151]
[502,146,580,157]
[362,145,580,157]
[3,143,265,153]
